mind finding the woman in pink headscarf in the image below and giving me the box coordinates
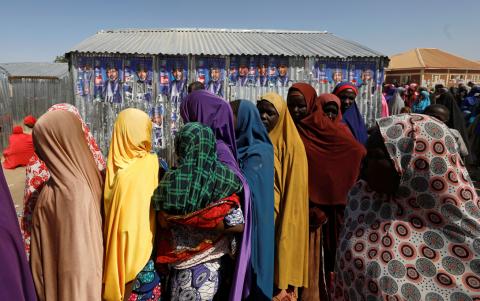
[21,103,106,259]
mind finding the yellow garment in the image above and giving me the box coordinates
[103,108,159,301]
[261,93,309,289]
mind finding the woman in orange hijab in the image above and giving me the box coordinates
[287,83,365,299]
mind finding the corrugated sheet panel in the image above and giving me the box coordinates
[67,28,385,58]
[0,62,69,79]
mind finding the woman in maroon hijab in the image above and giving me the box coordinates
[287,83,365,299]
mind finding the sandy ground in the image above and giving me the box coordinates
[3,165,26,216]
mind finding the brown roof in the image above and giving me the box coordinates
[387,48,480,70]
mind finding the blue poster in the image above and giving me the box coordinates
[196,57,226,97]
[312,59,329,84]
[124,58,153,102]
[276,57,290,87]
[326,62,347,85]
[268,57,278,86]
[76,57,93,99]
[149,105,165,151]
[349,61,376,87]
[256,57,269,87]
[91,58,123,103]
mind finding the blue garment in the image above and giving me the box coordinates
[342,103,368,145]
[235,100,274,301]
[412,91,431,113]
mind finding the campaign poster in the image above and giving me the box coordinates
[312,59,329,84]
[93,58,123,104]
[276,57,290,87]
[158,59,170,95]
[230,56,255,87]
[267,57,278,86]
[326,62,347,86]
[349,61,376,86]
[76,57,94,100]
[124,58,153,102]
[228,57,239,86]
[149,105,165,151]
[256,57,269,87]
[166,57,188,106]
[197,57,226,97]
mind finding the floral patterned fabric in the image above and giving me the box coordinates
[334,114,480,300]
[21,103,106,259]
[128,259,162,301]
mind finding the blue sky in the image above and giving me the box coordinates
[1,0,478,63]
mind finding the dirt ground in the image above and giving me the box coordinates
[3,165,26,216]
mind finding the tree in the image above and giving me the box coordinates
[54,55,68,63]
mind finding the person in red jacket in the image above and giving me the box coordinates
[3,126,34,169]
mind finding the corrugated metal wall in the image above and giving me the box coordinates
[71,54,385,165]
[0,75,74,152]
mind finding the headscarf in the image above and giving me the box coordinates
[0,166,36,300]
[181,90,237,157]
[412,91,431,113]
[103,108,159,301]
[23,115,36,127]
[388,87,406,115]
[235,100,275,300]
[2,125,34,169]
[30,110,104,300]
[260,92,309,289]
[21,103,106,259]
[335,114,480,300]
[437,92,471,162]
[152,122,241,215]
[333,82,369,145]
[291,85,366,206]
[181,89,252,300]
[381,93,390,117]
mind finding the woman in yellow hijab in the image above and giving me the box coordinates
[103,108,161,301]
[257,93,309,301]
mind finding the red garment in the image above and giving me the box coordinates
[156,194,240,264]
[23,116,36,127]
[3,127,34,169]
[289,83,366,205]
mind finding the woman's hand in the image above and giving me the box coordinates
[156,211,170,229]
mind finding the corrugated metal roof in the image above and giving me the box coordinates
[67,28,385,58]
[0,62,69,79]
[388,48,480,70]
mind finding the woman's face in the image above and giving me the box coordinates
[287,91,308,123]
[323,102,339,121]
[257,100,279,132]
[363,127,400,194]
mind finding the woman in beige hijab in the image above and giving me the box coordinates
[30,110,104,300]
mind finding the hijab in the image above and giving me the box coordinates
[437,91,471,161]
[290,84,365,206]
[260,92,309,289]
[333,82,369,145]
[30,110,104,301]
[2,125,34,169]
[335,114,480,299]
[180,90,252,300]
[388,87,406,115]
[22,103,106,259]
[235,100,274,300]
[152,122,241,215]
[0,166,36,300]
[412,91,431,113]
[103,108,159,301]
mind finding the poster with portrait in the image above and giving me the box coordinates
[149,104,165,151]
[349,61,376,87]
[196,57,226,97]
[123,58,153,102]
[75,57,94,100]
[312,59,329,84]
[256,57,269,87]
[229,56,257,87]
[326,62,347,86]
[275,57,290,87]
[92,58,124,104]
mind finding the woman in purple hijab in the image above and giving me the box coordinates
[181,90,252,301]
[0,167,37,300]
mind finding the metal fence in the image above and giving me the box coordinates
[0,75,74,152]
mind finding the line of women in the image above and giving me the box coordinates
[3,81,480,300]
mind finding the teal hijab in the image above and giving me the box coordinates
[235,100,274,300]
[412,91,431,113]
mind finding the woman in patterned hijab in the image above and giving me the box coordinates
[335,113,480,300]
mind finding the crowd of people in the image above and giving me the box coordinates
[1,79,480,301]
